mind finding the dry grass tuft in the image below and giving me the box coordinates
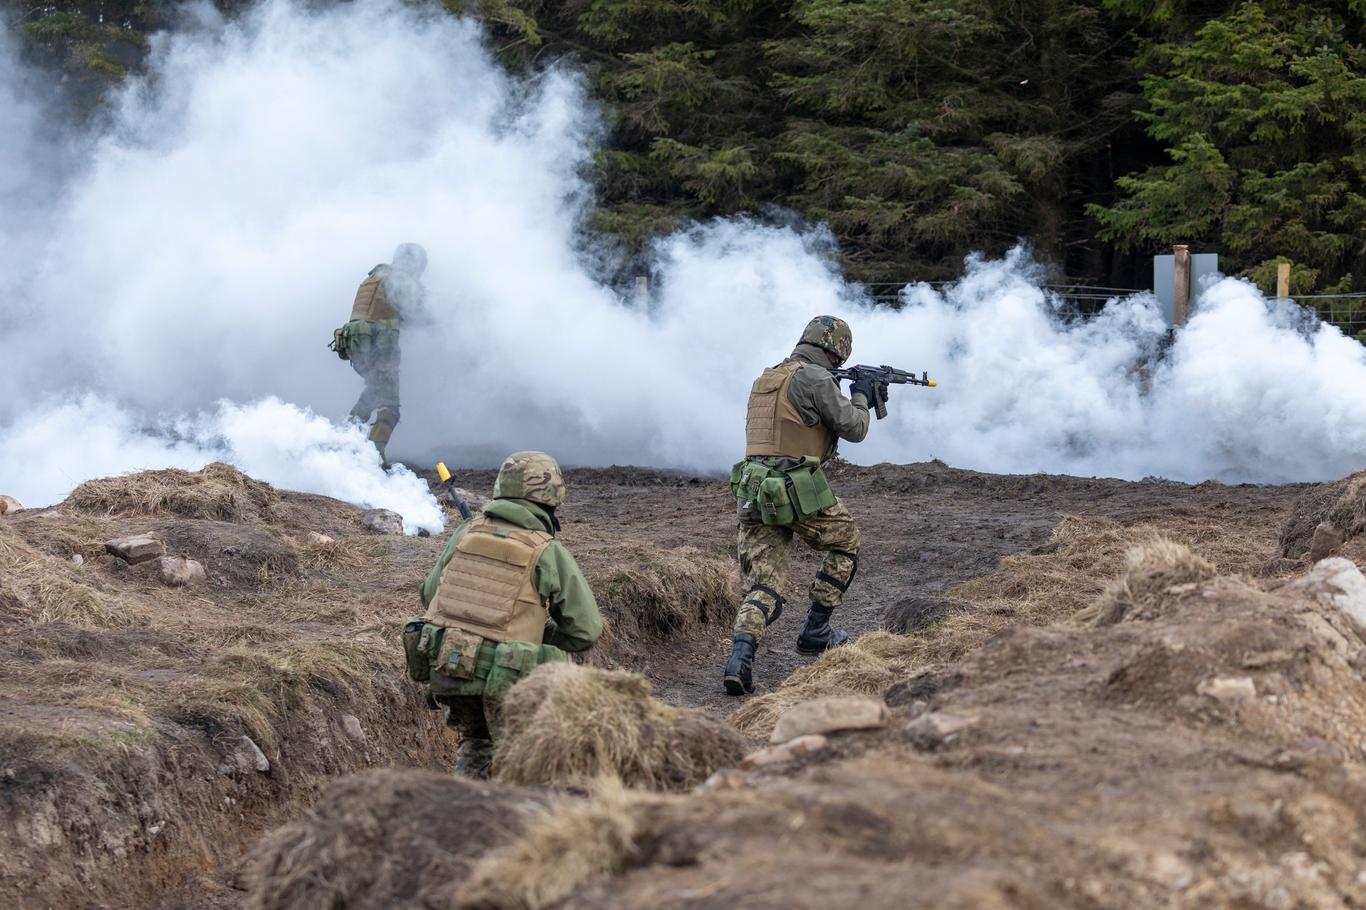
[65,462,279,523]
[297,535,386,573]
[587,546,736,663]
[1073,538,1216,627]
[458,781,670,910]
[495,663,746,791]
[0,523,142,628]
[1278,471,1366,558]
[730,631,920,739]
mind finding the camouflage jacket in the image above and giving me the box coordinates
[419,498,603,652]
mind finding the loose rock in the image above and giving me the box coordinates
[157,555,206,588]
[360,509,404,535]
[1197,676,1257,703]
[340,714,366,742]
[238,736,270,773]
[0,494,21,514]
[1309,522,1346,561]
[305,531,336,546]
[739,734,829,769]
[770,697,888,744]
[907,711,979,749]
[104,534,166,565]
[1286,558,1366,638]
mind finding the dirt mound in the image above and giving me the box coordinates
[245,769,550,910]
[496,663,745,790]
[580,545,736,666]
[0,468,458,909]
[1278,471,1366,558]
[459,565,1366,910]
[1073,538,1216,627]
[66,462,280,523]
[730,632,920,740]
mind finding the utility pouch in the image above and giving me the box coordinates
[786,457,837,517]
[403,619,441,683]
[756,475,796,526]
[329,326,350,361]
[733,460,774,505]
[484,642,568,702]
[433,627,486,680]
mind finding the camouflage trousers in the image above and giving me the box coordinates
[348,346,401,460]
[439,694,503,779]
[733,497,861,640]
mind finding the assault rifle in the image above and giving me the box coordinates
[435,462,474,521]
[831,365,937,419]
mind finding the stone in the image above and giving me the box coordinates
[770,697,888,744]
[360,509,404,535]
[1309,522,1346,562]
[907,710,979,749]
[305,531,335,546]
[699,769,747,791]
[157,555,206,588]
[340,714,366,742]
[739,734,829,769]
[70,554,84,567]
[104,534,166,565]
[1286,557,1366,638]
[1197,676,1257,703]
[0,495,22,514]
[238,736,270,773]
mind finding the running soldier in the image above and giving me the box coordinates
[723,315,886,696]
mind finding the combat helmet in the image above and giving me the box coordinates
[800,315,853,365]
[392,242,428,276]
[493,451,566,508]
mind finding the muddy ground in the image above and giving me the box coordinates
[0,458,1341,908]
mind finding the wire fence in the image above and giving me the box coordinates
[864,281,1366,339]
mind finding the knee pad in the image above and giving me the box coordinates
[743,583,786,626]
[815,549,859,594]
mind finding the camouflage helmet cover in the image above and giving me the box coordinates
[800,315,853,364]
[392,242,428,276]
[493,451,566,508]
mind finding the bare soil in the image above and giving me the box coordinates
[0,458,1340,909]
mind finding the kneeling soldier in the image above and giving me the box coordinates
[404,451,603,777]
[724,315,883,696]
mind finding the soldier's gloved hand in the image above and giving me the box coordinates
[849,376,877,406]
[876,381,891,405]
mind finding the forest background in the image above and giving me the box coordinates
[8,0,1366,324]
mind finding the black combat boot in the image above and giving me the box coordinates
[722,634,757,696]
[795,605,849,655]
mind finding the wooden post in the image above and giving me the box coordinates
[635,275,650,303]
[1172,244,1191,327]
[1276,261,1291,300]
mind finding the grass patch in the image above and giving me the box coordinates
[458,781,672,910]
[1073,538,1216,627]
[0,523,142,628]
[496,663,746,791]
[65,462,279,523]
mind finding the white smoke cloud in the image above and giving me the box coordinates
[0,0,1363,525]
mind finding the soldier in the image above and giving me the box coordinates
[406,451,603,777]
[723,315,886,696]
[330,242,429,466]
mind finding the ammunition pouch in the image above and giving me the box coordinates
[402,618,441,683]
[731,457,837,526]
[331,319,399,362]
[421,636,570,703]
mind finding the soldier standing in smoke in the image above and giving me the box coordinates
[723,315,883,696]
[405,451,604,777]
[330,242,429,466]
